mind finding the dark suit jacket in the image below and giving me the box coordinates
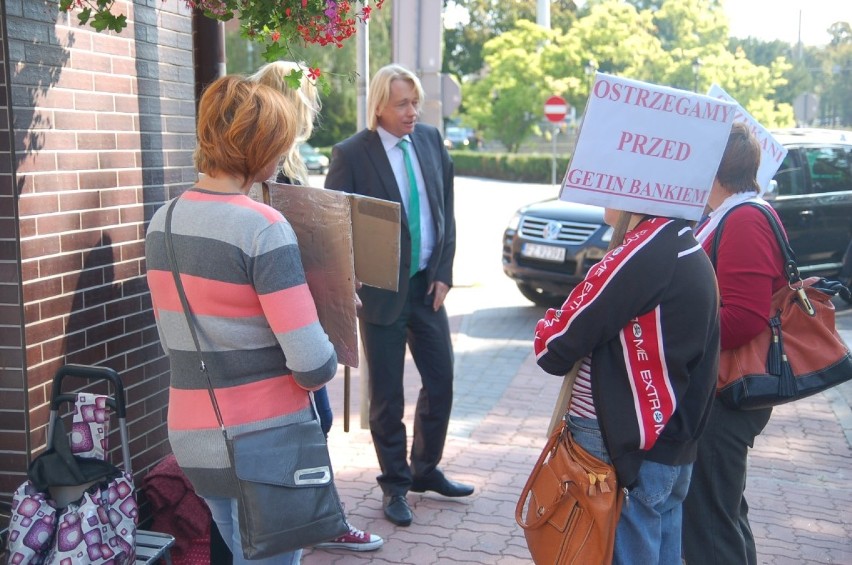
[325,124,456,325]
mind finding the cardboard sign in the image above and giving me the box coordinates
[707,84,788,193]
[561,73,738,221]
[251,182,401,368]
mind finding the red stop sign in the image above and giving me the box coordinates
[544,95,568,123]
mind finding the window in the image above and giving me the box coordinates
[802,146,852,194]
[773,151,807,196]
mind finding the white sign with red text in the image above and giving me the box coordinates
[707,84,787,193]
[561,73,737,221]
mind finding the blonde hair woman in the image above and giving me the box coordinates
[249,61,321,185]
[248,61,383,553]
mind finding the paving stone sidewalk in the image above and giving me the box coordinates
[301,287,852,565]
[301,177,852,564]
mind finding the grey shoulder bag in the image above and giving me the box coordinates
[163,197,347,559]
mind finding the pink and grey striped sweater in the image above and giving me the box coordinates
[145,189,337,497]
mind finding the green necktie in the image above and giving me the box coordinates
[398,139,421,276]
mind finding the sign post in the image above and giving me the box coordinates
[545,95,568,186]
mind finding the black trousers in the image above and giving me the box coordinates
[359,270,454,496]
[682,398,772,565]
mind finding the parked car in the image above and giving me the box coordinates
[444,126,478,150]
[502,128,852,306]
[299,142,329,174]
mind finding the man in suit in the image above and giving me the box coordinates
[325,64,473,527]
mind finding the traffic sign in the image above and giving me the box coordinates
[544,95,568,123]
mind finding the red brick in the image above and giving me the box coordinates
[16,152,58,174]
[20,235,61,259]
[60,230,100,253]
[77,133,117,151]
[81,208,120,229]
[59,190,101,212]
[91,34,131,57]
[35,212,81,236]
[31,172,79,193]
[75,92,117,113]
[57,152,99,171]
[78,170,118,190]
[26,317,65,345]
[70,51,113,73]
[54,110,97,130]
[100,114,137,134]
[17,194,59,216]
[39,293,74,320]
[99,150,137,169]
[101,187,139,207]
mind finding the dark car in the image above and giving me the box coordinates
[502,128,852,306]
[444,126,477,150]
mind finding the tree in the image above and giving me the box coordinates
[442,0,579,80]
[459,0,797,145]
[462,21,555,152]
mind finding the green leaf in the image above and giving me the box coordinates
[77,7,92,25]
[284,69,305,90]
[262,42,290,62]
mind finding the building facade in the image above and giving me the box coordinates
[0,0,196,513]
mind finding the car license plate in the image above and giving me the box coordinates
[521,243,566,263]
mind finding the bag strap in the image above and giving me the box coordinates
[709,202,800,286]
[163,197,321,435]
[515,421,567,530]
[710,201,815,315]
[164,198,228,438]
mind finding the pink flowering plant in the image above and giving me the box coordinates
[59,0,383,90]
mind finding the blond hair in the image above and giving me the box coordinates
[194,75,299,186]
[367,64,424,131]
[249,61,321,184]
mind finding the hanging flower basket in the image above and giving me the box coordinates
[59,0,384,88]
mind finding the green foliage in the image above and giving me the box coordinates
[450,150,572,184]
[457,0,807,150]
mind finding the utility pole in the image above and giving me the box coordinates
[393,0,444,130]
[537,0,550,29]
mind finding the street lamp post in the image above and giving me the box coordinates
[585,59,598,91]
[692,57,702,92]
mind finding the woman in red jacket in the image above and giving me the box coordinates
[682,123,788,565]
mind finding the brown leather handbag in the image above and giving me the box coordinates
[515,421,623,564]
[712,202,852,410]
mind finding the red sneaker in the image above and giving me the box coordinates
[314,523,384,552]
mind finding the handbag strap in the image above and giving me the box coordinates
[163,198,228,437]
[710,201,815,315]
[709,202,800,286]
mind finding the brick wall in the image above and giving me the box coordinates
[0,0,196,511]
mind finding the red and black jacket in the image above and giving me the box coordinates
[535,217,720,487]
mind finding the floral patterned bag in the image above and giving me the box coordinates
[6,393,137,564]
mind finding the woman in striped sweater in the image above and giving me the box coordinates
[145,75,338,564]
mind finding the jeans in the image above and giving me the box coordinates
[202,496,302,564]
[313,386,333,437]
[568,416,694,565]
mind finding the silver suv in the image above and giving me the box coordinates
[502,128,852,306]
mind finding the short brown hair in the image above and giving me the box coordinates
[715,122,761,193]
[194,75,298,185]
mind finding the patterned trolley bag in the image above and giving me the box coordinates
[7,364,138,565]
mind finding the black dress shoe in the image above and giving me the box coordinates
[410,474,474,497]
[383,494,412,527]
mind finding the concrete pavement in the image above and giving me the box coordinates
[301,177,852,564]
